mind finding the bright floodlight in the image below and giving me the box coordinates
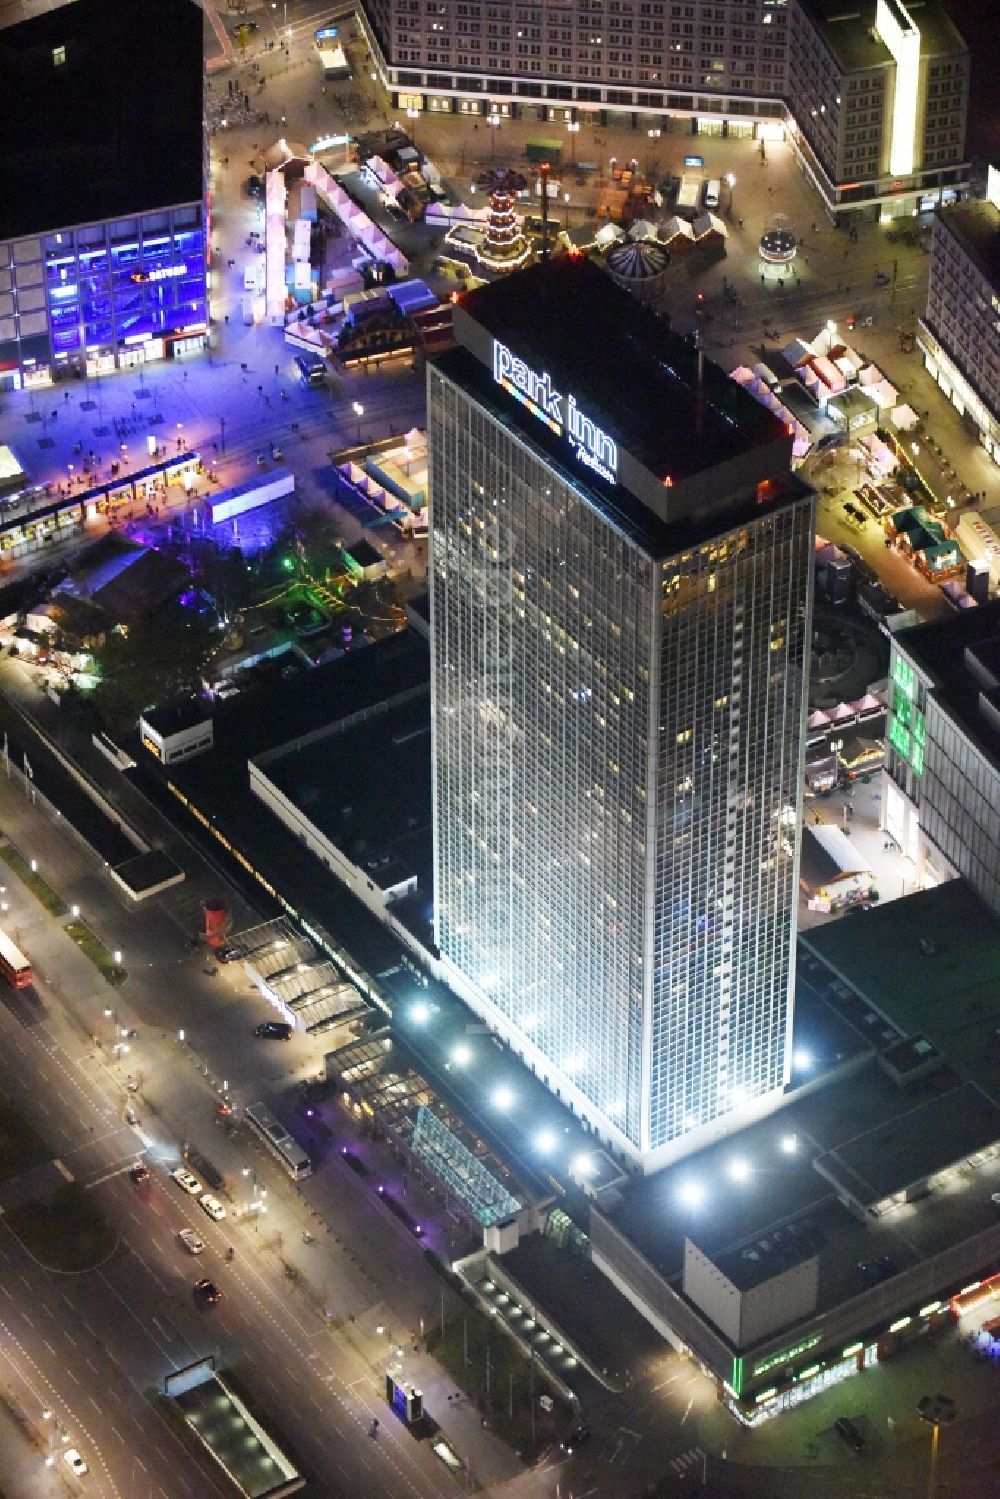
[793,1048,813,1071]
[678,1179,704,1209]
[535,1129,557,1154]
[410,1000,431,1025]
[781,1134,798,1155]
[451,1042,472,1067]
[727,1157,751,1184]
[492,1083,515,1111]
[571,1153,594,1178]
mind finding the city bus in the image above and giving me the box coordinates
[0,929,31,989]
[244,1102,312,1181]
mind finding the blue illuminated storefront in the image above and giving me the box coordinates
[0,201,208,388]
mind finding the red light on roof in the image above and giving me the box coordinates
[662,475,673,487]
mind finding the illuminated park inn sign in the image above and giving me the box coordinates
[492,339,619,484]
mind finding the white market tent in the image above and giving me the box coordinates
[891,403,920,430]
[869,378,899,409]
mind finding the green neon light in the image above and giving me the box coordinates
[731,1356,744,1398]
[892,655,915,699]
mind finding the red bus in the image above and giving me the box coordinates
[0,929,31,989]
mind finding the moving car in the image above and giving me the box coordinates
[560,1426,591,1454]
[178,1228,205,1255]
[63,1449,89,1476]
[194,1278,222,1305]
[129,1163,151,1186]
[171,1167,202,1196]
[199,1194,227,1222]
[254,1020,293,1041]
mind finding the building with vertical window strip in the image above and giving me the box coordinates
[428,258,814,1171]
[0,0,206,391]
[883,600,1000,911]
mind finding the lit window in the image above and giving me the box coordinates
[52,44,66,65]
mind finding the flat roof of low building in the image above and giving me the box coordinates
[604,890,1000,1322]
[803,878,1000,1108]
[937,197,1000,290]
[261,690,433,905]
[0,0,204,240]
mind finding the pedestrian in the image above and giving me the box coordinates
[811,221,817,233]
[274,363,279,376]
[257,383,263,395]
[64,390,69,403]
[845,248,850,258]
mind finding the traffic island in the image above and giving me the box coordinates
[64,919,127,986]
[4,1182,117,1273]
[0,845,67,916]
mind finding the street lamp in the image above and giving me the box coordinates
[725,170,737,216]
[566,119,579,163]
[488,111,501,160]
[352,401,365,444]
[917,1394,956,1499]
[406,105,419,146]
[563,191,571,229]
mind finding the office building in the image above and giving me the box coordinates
[788,0,969,222]
[918,167,1000,469]
[356,0,968,220]
[428,258,814,1171]
[0,0,206,391]
[883,599,1000,912]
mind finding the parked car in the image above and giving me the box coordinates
[178,1228,206,1255]
[254,1020,293,1041]
[171,1167,202,1196]
[835,1416,866,1454]
[857,1254,896,1283]
[199,1194,227,1223]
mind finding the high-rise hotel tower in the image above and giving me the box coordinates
[429,259,814,1171]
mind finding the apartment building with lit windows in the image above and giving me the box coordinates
[787,0,968,221]
[918,168,1000,469]
[360,0,791,142]
[357,0,968,219]
[428,258,814,1171]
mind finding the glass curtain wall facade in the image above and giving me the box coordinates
[652,510,811,1150]
[430,366,652,1150]
[430,364,813,1166]
[0,204,206,381]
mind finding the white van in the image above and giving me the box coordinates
[704,178,721,210]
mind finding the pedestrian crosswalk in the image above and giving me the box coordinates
[668,1446,706,1477]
